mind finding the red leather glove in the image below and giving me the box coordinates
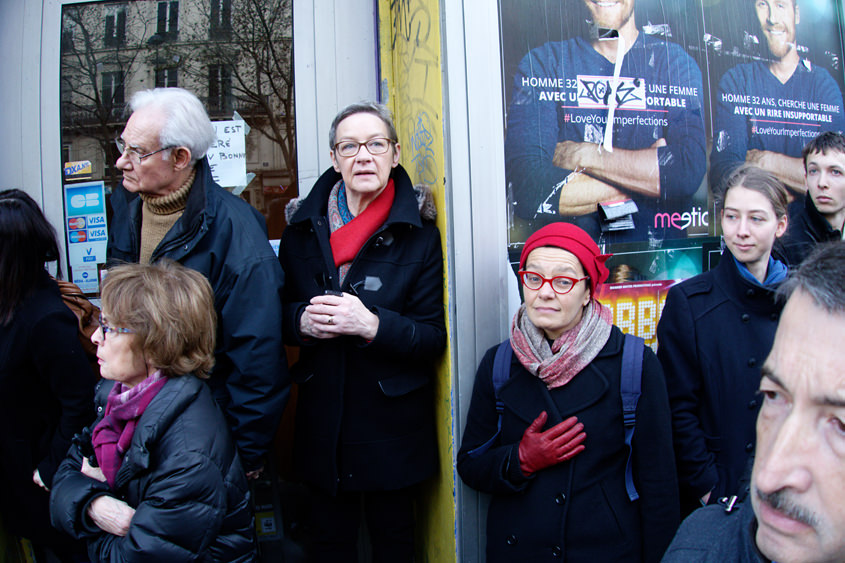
[518,411,586,476]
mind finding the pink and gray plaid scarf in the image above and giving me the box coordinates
[510,301,612,389]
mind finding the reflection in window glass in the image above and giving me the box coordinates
[155,67,178,88]
[103,4,126,47]
[60,0,296,288]
[156,1,179,39]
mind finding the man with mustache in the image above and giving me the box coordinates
[663,241,845,563]
[505,0,706,244]
[710,0,845,195]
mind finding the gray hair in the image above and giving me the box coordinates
[778,242,845,314]
[129,88,217,163]
[328,101,398,151]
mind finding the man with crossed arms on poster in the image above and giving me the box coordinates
[710,0,845,195]
[505,0,706,243]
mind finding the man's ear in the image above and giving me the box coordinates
[172,147,193,171]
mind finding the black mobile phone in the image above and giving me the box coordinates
[324,289,343,297]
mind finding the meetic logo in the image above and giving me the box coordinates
[654,207,709,231]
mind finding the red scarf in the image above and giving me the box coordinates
[91,373,167,489]
[329,179,395,277]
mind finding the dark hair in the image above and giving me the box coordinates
[0,189,60,325]
[715,165,789,219]
[801,131,845,171]
[328,101,399,151]
[778,241,845,314]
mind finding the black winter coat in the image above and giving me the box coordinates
[50,376,257,562]
[777,192,841,267]
[662,502,766,562]
[657,252,782,506]
[108,158,289,470]
[279,164,446,494]
[0,272,96,545]
[457,327,679,563]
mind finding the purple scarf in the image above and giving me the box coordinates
[91,371,167,489]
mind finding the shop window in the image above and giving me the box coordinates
[60,0,298,283]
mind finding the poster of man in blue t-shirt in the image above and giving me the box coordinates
[505,0,707,246]
[709,0,845,195]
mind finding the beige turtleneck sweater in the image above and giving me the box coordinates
[138,169,196,264]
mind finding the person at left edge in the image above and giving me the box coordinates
[0,190,95,561]
[107,87,288,477]
[279,101,446,561]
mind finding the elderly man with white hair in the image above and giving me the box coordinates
[107,87,288,477]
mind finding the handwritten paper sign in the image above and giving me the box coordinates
[208,120,247,188]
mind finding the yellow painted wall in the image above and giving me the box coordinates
[377,1,455,561]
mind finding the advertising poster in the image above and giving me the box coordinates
[703,0,845,195]
[502,0,710,250]
[501,0,845,335]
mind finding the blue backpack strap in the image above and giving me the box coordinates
[621,333,644,501]
[467,339,513,458]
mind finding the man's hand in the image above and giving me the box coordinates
[553,139,663,198]
[745,149,806,195]
[552,140,589,170]
[558,173,628,216]
[87,496,135,537]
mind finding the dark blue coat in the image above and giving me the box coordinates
[50,376,257,562]
[657,253,782,506]
[279,164,446,494]
[458,327,679,563]
[662,502,766,562]
[777,192,841,267]
[107,158,289,471]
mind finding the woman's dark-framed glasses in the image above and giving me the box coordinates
[518,271,589,295]
[333,138,393,158]
[97,314,135,340]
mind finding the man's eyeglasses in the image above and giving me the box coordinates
[97,314,135,340]
[333,138,394,158]
[518,271,590,295]
[114,138,174,163]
